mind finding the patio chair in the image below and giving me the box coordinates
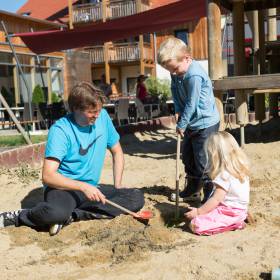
[115,98,130,126]
[134,98,153,121]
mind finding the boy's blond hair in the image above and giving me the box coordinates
[205,131,250,183]
[157,37,191,67]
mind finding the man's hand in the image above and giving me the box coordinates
[184,207,199,220]
[81,183,106,204]
[176,127,184,137]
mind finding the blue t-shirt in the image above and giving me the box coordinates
[45,109,120,186]
[171,60,220,130]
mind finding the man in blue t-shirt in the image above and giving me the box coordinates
[0,82,144,235]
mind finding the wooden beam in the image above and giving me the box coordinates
[232,1,248,127]
[254,9,266,121]
[139,35,145,75]
[0,92,32,145]
[244,0,279,12]
[46,58,52,104]
[104,43,110,84]
[213,74,280,91]
[207,0,224,130]
[267,8,279,118]
[68,0,74,30]
[12,57,20,105]
[219,0,232,11]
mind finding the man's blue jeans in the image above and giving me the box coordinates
[182,122,220,196]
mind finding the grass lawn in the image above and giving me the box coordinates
[0,135,47,147]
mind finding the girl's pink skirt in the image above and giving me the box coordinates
[190,204,247,235]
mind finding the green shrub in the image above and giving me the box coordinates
[51,92,62,103]
[32,84,45,104]
[145,77,171,102]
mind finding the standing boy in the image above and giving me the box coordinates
[157,37,220,203]
[0,82,144,235]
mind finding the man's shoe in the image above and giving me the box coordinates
[170,192,201,202]
[0,210,22,228]
[49,224,63,236]
[49,216,74,236]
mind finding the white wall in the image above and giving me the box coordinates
[120,65,139,94]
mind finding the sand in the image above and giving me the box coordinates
[0,119,280,280]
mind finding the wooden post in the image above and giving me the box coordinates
[68,0,74,30]
[254,10,266,122]
[12,57,20,105]
[267,8,278,117]
[136,0,145,75]
[30,56,36,94]
[102,0,110,84]
[139,35,145,75]
[207,0,224,131]
[46,58,52,104]
[232,1,248,146]
[104,43,110,84]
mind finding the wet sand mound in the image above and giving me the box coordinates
[7,212,193,267]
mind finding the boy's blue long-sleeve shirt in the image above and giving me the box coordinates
[171,60,220,130]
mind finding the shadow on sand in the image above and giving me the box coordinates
[227,117,280,145]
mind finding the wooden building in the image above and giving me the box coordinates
[18,0,211,97]
[0,10,65,105]
[208,1,280,145]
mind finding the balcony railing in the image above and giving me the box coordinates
[87,42,153,64]
[73,3,103,23]
[73,0,150,24]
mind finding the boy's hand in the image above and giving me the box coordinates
[176,127,184,137]
[184,207,199,219]
[175,113,180,122]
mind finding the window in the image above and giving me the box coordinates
[174,29,188,44]
[126,77,137,95]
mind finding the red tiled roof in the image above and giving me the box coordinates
[17,0,78,21]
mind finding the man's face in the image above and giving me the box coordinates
[164,56,190,77]
[74,103,102,126]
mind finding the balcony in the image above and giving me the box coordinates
[73,0,150,24]
[87,42,153,64]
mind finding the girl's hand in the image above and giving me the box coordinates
[184,207,199,219]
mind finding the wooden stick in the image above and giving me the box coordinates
[175,134,181,219]
[105,199,140,218]
[0,92,32,145]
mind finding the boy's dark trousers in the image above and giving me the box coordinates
[17,185,144,229]
[182,122,219,199]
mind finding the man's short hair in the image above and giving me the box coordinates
[157,37,191,67]
[68,81,106,112]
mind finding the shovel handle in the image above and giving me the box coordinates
[105,198,140,218]
[176,134,181,181]
[175,134,181,219]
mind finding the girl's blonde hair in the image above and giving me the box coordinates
[205,131,250,183]
[157,37,191,67]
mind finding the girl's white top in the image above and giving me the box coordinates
[213,171,250,210]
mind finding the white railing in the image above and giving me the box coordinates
[88,42,153,64]
[73,0,150,23]
[88,46,105,63]
[73,3,103,23]
[107,0,136,19]
[109,43,140,62]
